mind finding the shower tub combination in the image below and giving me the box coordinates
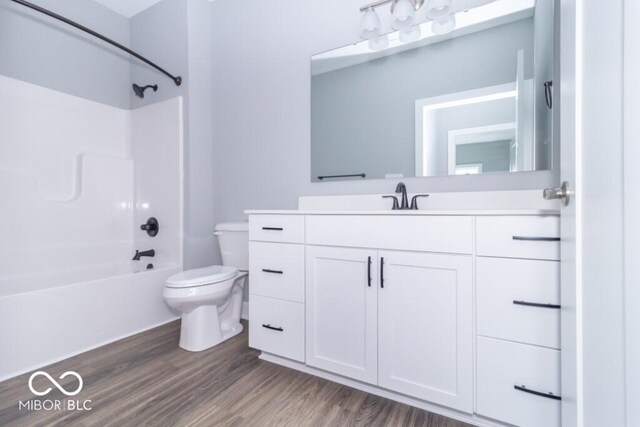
[0,76,184,381]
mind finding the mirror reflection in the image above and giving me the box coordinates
[311,0,554,182]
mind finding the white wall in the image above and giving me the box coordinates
[210,0,559,229]
[580,0,626,424]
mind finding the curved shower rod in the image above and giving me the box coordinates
[9,0,183,86]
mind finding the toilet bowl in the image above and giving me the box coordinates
[163,222,249,352]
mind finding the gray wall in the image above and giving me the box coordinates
[129,0,188,109]
[210,0,559,228]
[456,141,511,173]
[130,0,215,270]
[311,19,533,181]
[0,0,131,108]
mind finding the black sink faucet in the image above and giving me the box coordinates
[132,249,155,261]
[395,182,409,209]
[382,182,430,210]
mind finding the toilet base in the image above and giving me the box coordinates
[177,274,247,352]
[179,305,245,352]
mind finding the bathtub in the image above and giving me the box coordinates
[0,263,181,381]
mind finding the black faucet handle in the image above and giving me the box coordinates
[140,217,159,237]
[410,194,430,210]
[382,195,400,210]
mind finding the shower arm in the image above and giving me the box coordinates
[9,0,183,86]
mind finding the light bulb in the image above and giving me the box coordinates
[360,8,381,39]
[392,0,415,30]
[399,25,421,43]
[425,0,452,19]
[368,34,389,51]
[431,13,456,34]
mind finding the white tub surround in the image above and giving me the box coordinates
[246,193,561,427]
[0,76,184,381]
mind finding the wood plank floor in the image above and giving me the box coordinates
[0,321,472,427]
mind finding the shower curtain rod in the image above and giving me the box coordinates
[10,0,183,86]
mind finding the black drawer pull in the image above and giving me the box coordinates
[380,257,385,289]
[367,256,372,287]
[513,300,561,309]
[262,227,283,231]
[514,385,561,401]
[512,236,560,242]
[262,324,284,332]
[262,269,283,274]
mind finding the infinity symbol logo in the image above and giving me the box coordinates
[28,371,83,396]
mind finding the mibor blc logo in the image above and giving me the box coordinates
[28,371,83,396]
[19,370,92,412]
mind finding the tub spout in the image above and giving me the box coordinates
[133,249,155,261]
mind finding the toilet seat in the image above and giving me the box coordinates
[166,265,238,289]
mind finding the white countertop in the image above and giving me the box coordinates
[244,209,560,216]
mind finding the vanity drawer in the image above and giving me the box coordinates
[476,216,560,260]
[249,215,305,243]
[477,257,560,349]
[249,242,305,302]
[477,336,561,427]
[306,215,473,254]
[249,295,304,362]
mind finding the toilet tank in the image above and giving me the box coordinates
[215,222,249,271]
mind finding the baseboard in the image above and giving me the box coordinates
[258,353,506,427]
[241,301,249,320]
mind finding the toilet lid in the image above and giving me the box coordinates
[166,265,238,288]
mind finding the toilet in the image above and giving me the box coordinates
[163,222,249,352]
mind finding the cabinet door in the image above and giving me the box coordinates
[378,251,473,412]
[306,246,378,384]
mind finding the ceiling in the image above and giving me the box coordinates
[91,0,164,18]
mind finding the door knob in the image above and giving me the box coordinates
[543,181,571,206]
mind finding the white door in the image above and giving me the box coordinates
[377,251,473,412]
[560,1,628,425]
[305,246,378,384]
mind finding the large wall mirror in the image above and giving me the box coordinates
[311,0,554,182]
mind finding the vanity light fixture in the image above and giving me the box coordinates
[360,7,382,39]
[360,0,424,39]
[369,34,390,50]
[431,13,456,34]
[425,0,452,19]
[399,25,422,42]
[392,0,416,30]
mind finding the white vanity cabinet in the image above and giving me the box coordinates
[475,216,562,427]
[305,246,378,384]
[247,211,560,427]
[377,251,473,412]
[305,246,473,413]
[248,215,305,362]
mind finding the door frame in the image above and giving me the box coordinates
[624,0,640,424]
